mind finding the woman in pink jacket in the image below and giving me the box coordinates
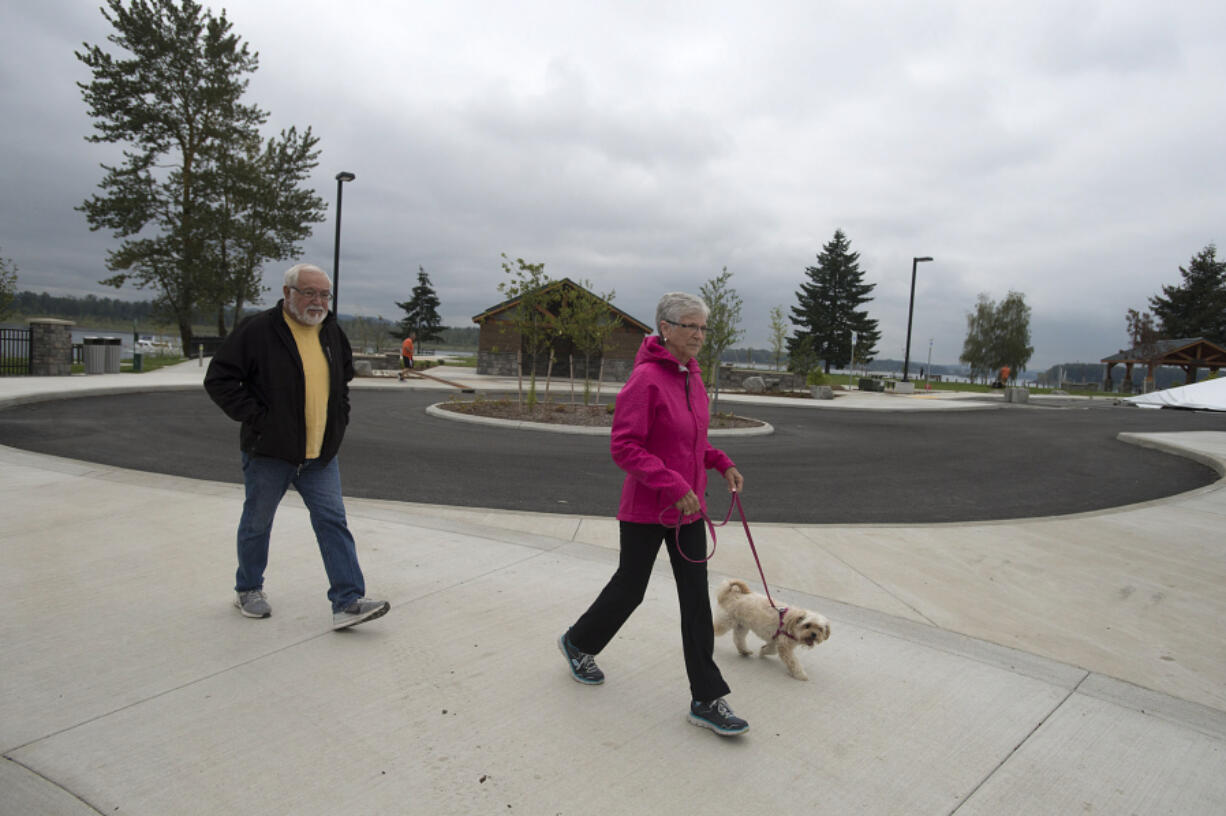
[558,292,748,736]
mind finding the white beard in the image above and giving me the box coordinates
[287,301,327,326]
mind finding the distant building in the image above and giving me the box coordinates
[471,278,651,381]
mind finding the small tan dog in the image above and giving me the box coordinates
[713,579,831,680]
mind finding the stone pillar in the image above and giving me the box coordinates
[28,318,74,376]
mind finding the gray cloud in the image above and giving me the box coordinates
[3,0,1223,370]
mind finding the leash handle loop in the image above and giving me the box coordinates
[661,491,779,610]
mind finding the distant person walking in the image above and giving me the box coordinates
[558,291,749,736]
[398,332,416,381]
[204,262,391,630]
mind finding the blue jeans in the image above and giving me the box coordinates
[236,453,365,612]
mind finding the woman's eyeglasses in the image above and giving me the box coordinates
[664,319,707,333]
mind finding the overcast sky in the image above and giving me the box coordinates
[3,0,1224,369]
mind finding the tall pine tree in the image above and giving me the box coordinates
[1149,244,1226,346]
[788,229,880,373]
[391,266,444,349]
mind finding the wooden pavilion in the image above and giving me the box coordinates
[1100,337,1226,392]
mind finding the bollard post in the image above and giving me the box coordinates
[199,344,204,365]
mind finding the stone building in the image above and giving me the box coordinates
[472,279,651,382]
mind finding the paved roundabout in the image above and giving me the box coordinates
[0,387,1220,523]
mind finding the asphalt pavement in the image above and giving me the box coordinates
[0,383,1220,523]
[2,361,1224,815]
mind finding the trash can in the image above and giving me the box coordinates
[83,337,106,375]
[132,352,143,372]
[103,337,122,373]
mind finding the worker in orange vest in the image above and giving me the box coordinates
[398,332,415,381]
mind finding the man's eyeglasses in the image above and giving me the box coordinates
[664,319,708,333]
[289,286,333,301]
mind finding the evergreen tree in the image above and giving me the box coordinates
[1149,244,1226,346]
[391,266,444,349]
[788,229,880,373]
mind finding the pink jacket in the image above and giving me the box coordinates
[612,335,736,524]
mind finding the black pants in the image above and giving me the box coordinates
[568,520,731,702]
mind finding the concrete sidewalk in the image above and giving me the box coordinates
[2,364,1224,815]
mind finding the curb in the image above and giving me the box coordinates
[425,402,775,437]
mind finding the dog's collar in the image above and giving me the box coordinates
[772,606,798,641]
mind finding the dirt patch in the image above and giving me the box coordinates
[436,398,765,429]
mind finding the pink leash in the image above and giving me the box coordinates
[661,492,788,623]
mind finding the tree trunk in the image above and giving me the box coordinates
[596,357,606,405]
[582,353,593,405]
[228,293,247,338]
[544,347,555,402]
[569,353,576,405]
[516,348,524,409]
[179,319,194,360]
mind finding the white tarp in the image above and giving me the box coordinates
[1123,376,1226,411]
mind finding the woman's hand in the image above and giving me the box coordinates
[724,467,744,494]
[674,490,701,516]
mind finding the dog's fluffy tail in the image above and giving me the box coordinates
[717,578,752,606]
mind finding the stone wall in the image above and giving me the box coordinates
[29,318,74,376]
[476,350,633,382]
[716,367,805,391]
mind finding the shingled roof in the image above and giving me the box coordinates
[1101,337,1226,366]
[471,277,652,334]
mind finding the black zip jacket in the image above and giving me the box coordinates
[204,302,354,465]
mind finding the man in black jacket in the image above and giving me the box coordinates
[205,263,390,630]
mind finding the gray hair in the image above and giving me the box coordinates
[284,263,330,289]
[655,292,709,334]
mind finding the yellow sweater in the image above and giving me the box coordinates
[284,312,329,459]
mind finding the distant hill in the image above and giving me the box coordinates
[9,290,479,350]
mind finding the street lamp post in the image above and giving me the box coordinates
[332,171,356,315]
[902,256,933,382]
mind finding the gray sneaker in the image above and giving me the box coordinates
[689,697,749,736]
[558,633,604,685]
[332,598,391,630]
[235,590,271,618]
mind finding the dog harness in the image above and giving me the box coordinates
[773,607,797,641]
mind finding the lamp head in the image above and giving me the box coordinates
[914,256,933,263]
[335,171,356,182]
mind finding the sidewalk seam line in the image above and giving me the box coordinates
[1,755,108,816]
[947,671,1090,815]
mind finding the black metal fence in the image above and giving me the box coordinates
[1,327,31,376]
